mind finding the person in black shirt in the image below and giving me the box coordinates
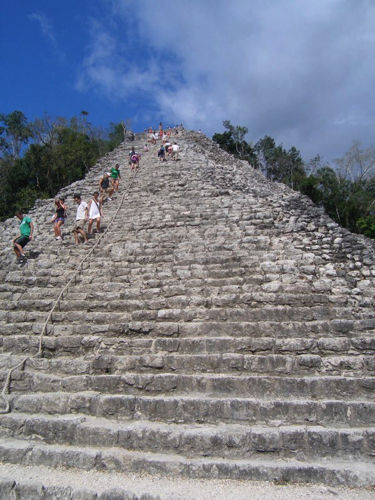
[52,198,66,240]
[99,172,113,204]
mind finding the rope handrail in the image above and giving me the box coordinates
[0,164,139,414]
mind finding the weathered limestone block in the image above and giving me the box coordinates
[153,338,180,353]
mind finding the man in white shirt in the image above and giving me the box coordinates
[171,142,180,161]
[73,194,88,244]
[164,140,171,156]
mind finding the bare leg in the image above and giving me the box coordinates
[96,217,101,231]
[13,243,22,258]
[78,228,88,243]
[54,221,63,238]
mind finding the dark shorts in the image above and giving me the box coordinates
[15,236,30,248]
[55,218,65,224]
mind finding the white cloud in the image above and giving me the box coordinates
[78,0,375,161]
[29,12,65,61]
[76,18,162,100]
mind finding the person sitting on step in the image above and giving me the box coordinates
[99,172,112,203]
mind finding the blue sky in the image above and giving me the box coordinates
[2,0,375,163]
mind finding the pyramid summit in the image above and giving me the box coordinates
[0,130,375,498]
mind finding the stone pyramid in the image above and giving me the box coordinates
[0,130,375,499]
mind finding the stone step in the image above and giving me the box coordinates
[106,218,280,232]
[0,280,339,304]
[176,319,375,337]
[1,318,373,340]
[0,291,348,314]
[7,210,289,240]
[1,352,374,378]
[67,268,271,286]
[0,247,344,279]
[2,371,375,400]
[1,413,374,461]
[0,305,355,326]
[2,334,375,357]
[65,253,317,271]
[0,259,357,288]
[0,249,323,270]
[2,274,74,288]
[0,436,373,487]
[9,392,375,427]
[0,276,357,304]
[106,205,277,218]
[0,271,335,294]
[0,472,162,500]
[2,463,370,500]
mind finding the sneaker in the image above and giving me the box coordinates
[108,198,112,201]
[55,236,61,240]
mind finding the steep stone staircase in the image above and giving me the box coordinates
[0,130,375,498]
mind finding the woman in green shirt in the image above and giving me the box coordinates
[110,164,121,192]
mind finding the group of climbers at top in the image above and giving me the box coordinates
[147,123,184,144]
[146,123,183,162]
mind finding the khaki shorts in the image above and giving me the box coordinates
[73,219,86,231]
[101,188,111,199]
